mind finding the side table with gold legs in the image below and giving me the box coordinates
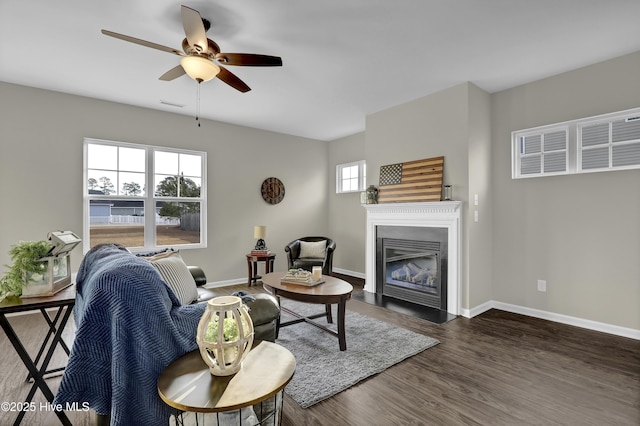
[158,341,295,425]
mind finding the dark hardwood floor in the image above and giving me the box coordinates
[1,275,638,425]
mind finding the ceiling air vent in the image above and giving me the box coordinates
[160,100,185,108]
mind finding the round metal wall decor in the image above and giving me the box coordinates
[261,177,285,204]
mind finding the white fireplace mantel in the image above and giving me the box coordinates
[362,201,462,315]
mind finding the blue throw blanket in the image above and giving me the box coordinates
[53,244,205,425]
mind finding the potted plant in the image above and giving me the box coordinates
[0,240,52,301]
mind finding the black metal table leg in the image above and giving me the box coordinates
[0,306,73,426]
[25,307,71,382]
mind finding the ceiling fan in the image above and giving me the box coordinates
[101,5,282,93]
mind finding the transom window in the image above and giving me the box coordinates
[84,138,207,252]
[579,115,640,172]
[336,160,366,193]
[512,107,640,179]
[514,127,569,177]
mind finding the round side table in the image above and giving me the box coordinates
[158,341,295,425]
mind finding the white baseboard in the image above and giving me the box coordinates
[467,300,640,340]
[461,300,494,319]
[204,277,247,289]
[332,268,365,279]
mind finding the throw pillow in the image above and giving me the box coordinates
[134,248,174,258]
[299,240,326,259]
[146,250,198,305]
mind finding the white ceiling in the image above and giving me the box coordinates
[1,1,639,141]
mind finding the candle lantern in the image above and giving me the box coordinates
[443,185,452,201]
[196,296,254,376]
[366,185,379,204]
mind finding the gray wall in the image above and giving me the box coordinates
[327,51,639,330]
[0,82,329,282]
[467,84,493,309]
[327,132,367,276]
[491,51,640,330]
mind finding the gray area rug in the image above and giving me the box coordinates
[276,299,439,408]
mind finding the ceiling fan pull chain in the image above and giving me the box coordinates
[196,82,201,127]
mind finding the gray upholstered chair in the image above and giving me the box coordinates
[284,236,336,276]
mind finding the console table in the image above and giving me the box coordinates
[158,341,295,425]
[0,285,76,425]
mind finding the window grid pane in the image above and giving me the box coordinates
[156,201,201,246]
[523,135,541,154]
[89,199,145,248]
[582,123,609,147]
[612,119,640,143]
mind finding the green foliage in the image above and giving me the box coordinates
[204,316,250,342]
[155,175,201,218]
[158,202,183,218]
[155,175,201,198]
[121,182,142,196]
[0,240,52,300]
[98,176,115,195]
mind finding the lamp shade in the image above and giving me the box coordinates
[254,226,267,239]
[180,55,220,82]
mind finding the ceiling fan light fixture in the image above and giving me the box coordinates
[180,55,220,82]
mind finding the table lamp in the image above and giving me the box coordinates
[254,226,267,250]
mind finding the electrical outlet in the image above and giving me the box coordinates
[537,279,547,292]
[474,210,479,222]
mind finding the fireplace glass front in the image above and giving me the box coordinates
[376,226,447,310]
[385,241,438,294]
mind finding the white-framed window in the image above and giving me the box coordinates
[83,138,207,253]
[512,107,640,179]
[336,160,366,193]
[578,113,640,173]
[513,126,569,178]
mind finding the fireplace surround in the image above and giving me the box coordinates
[363,201,462,315]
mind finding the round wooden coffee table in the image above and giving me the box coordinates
[158,341,295,424]
[262,272,353,351]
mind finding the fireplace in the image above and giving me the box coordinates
[363,202,462,316]
[377,226,447,310]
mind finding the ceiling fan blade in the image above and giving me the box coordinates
[181,5,208,53]
[217,66,251,92]
[101,29,184,56]
[216,53,283,67]
[159,65,186,81]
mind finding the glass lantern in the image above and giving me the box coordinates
[366,185,379,204]
[196,296,254,376]
[443,185,452,201]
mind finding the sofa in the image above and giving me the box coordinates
[285,236,336,276]
[53,244,280,426]
[187,265,280,342]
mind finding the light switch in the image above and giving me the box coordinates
[474,210,479,222]
[474,194,479,206]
